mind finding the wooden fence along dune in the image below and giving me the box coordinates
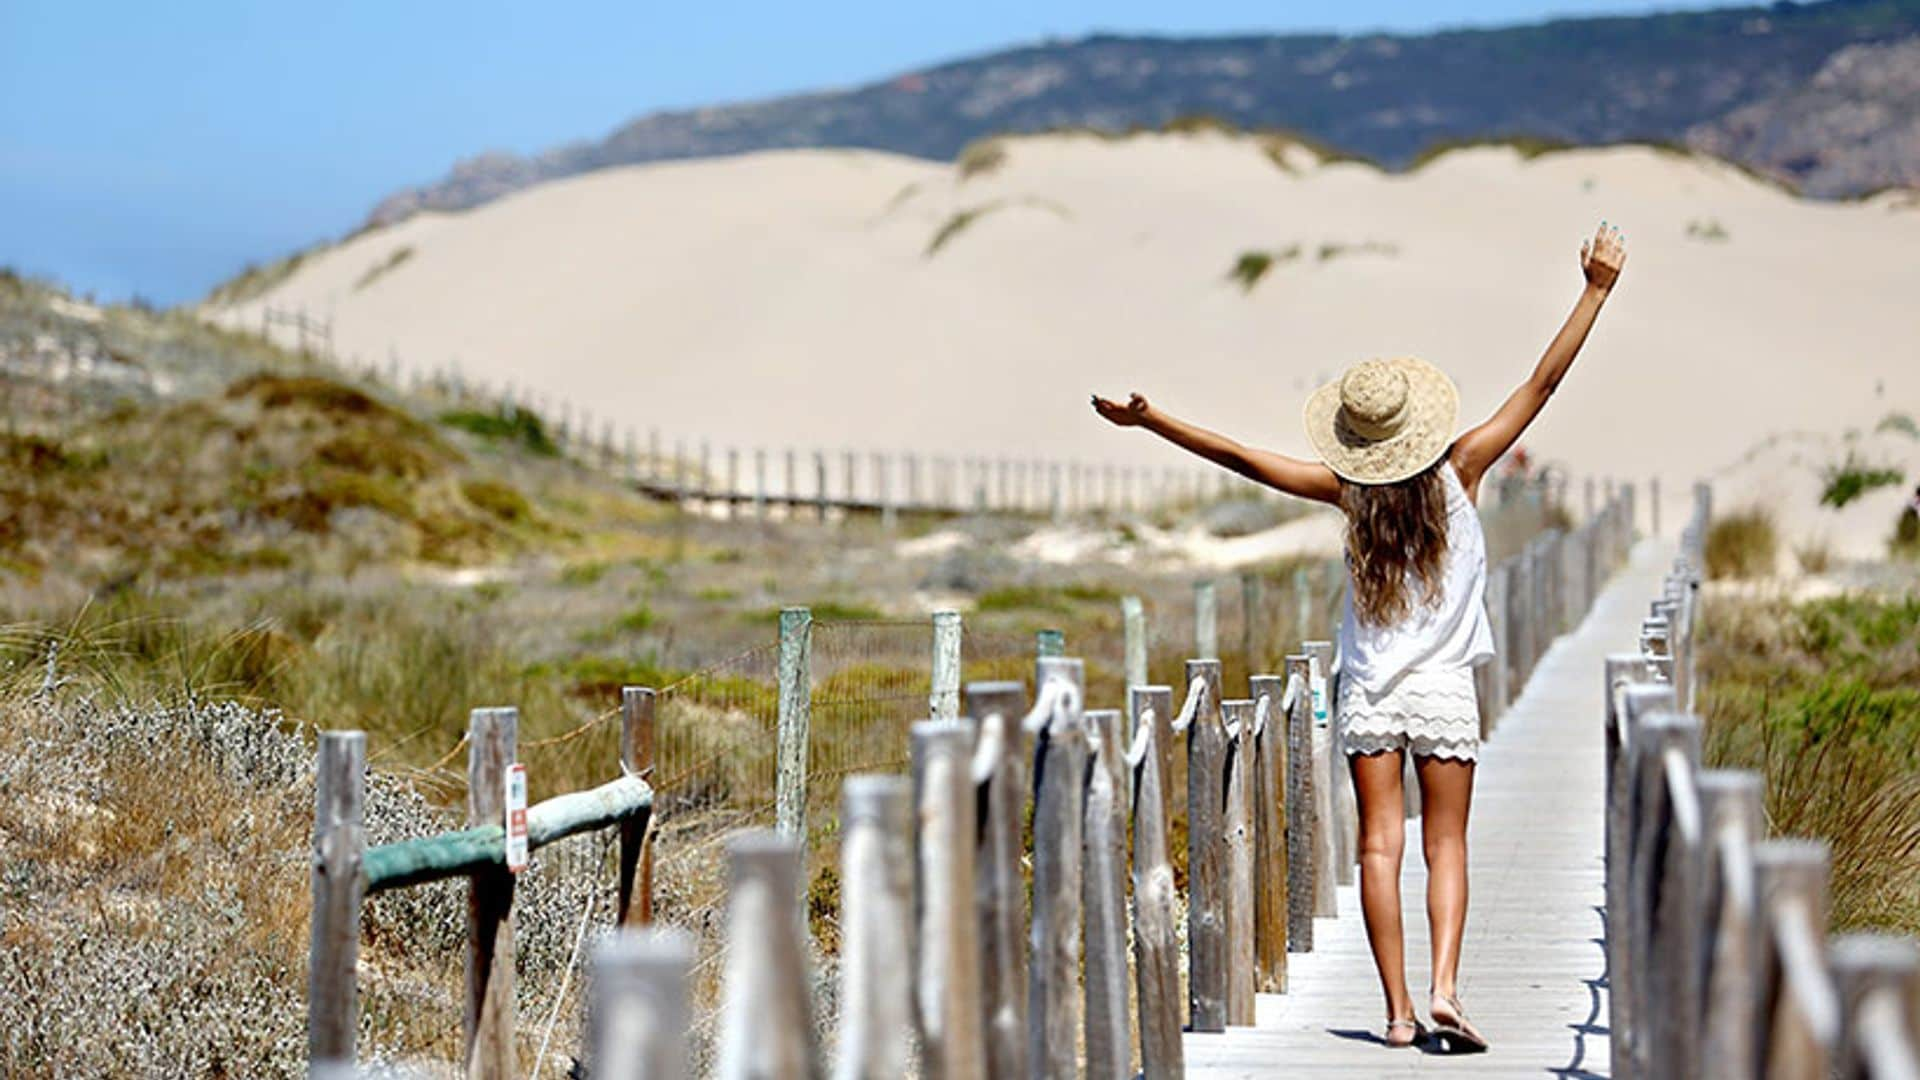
[1606,487,1920,1080]
[310,481,1896,1076]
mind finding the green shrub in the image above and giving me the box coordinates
[1227,246,1300,292]
[439,407,559,457]
[353,246,413,291]
[956,139,1007,180]
[1819,452,1904,509]
[1876,412,1918,439]
[461,478,530,522]
[1705,507,1778,579]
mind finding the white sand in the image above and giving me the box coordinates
[207,133,1920,555]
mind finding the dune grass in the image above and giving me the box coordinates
[1698,593,1920,935]
[1705,506,1778,579]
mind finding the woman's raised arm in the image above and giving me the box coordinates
[1091,392,1342,505]
[1451,222,1627,496]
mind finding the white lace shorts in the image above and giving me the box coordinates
[1338,665,1480,762]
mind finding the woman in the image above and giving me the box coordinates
[1093,222,1627,1052]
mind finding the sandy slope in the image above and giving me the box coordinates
[206,133,1920,554]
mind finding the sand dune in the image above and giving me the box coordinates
[206,132,1920,550]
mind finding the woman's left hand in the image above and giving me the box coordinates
[1091,392,1152,427]
[1581,222,1627,293]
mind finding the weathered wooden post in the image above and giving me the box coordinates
[877,453,897,530]
[1194,580,1218,659]
[754,448,769,520]
[966,681,1029,1080]
[1240,573,1263,673]
[465,706,517,1080]
[1628,712,1703,1078]
[1222,698,1257,1026]
[928,610,962,723]
[1127,691,1184,1080]
[1131,684,1176,858]
[776,607,812,841]
[1697,770,1764,1080]
[589,928,692,1080]
[1606,674,1670,1071]
[618,687,655,925]
[1506,554,1529,698]
[699,441,712,507]
[1753,840,1835,1079]
[1083,707,1131,1075]
[1284,654,1316,952]
[1305,639,1350,891]
[1049,463,1063,522]
[1830,935,1920,1080]
[912,721,985,1079]
[1030,657,1087,1076]
[837,776,914,1080]
[309,730,366,1069]
[814,450,829,521]
[1478,563,1510,737]
[1650,475,1661,537]
[727,448,741,519]
[785,449,798,516]
[1122,595,1148,692]
[1293,564,1313,645]
[1248,675,1289,991]
[844,449,857,507]
[716,831,817,1080]
[1186,657,1228,1031]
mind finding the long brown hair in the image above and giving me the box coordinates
[1339,458,1451,627]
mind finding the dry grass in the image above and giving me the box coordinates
[1698,592,1920,935]
[1705,506,1779,579]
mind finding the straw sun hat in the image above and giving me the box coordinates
[1303,356,1459,485]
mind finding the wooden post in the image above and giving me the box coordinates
[1478,564,1510,738]
[1128,689,1184,1080]
[1083,708,1130,1075]
[844,449,857,506]
[912,722,985,1079]
[716,831,817,1080]
[1036,628,1065,660]
[1831,935,1920,1080]
[1131,684,1175,860]
[589,929,692,1080]
[1284,654,1316,952]
[465,707,517,1080]
[1221,699,1257,1026]
[1293,564,1312,645]
[1650,475,1661,537]
[308,730,366,1068]
[755,448,768,520]
[1121,595,1148,691]
[1248,675,1288,991]
[1305,640,1350,891]
[966,681,1029,1080]
[618,687,655,925]
[727,448,740,519]
[1629,711,1703,1078]
[1754,840,1835,1080]
[908,606,954,723]
[1505,554,1529,697]
[815,450,829,521]
[1697,770,1764,1080]
[1606,675,1670,1072]
[1186,657,1228,1031]
[699,441,712,505]
[1029,657,1086,1077]
[878,453,897,531]
[776,608,812,841]
[837,776,914,1080]
[1240,573,1263,673]
[1194,580,1218,659]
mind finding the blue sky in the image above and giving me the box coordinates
[2,0,1729,305]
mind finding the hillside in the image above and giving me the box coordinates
[365,0,1920,225]
[206,132,1920,554]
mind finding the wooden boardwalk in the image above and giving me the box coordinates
[1186,538,1672,1078]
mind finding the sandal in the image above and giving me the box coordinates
[1429,991,1489,1053]
[1384,1017,1426,1049]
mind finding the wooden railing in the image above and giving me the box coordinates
[307,706,655,1078]
[459,489,1635,1078]
[1604,484,1920,1080]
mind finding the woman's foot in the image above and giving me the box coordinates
[1384,1017,1425,1049]
[1428,990,1488,1053]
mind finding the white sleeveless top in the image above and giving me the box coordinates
[1334,461,1495,695]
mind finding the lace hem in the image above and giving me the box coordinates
[1339,666,1480,761]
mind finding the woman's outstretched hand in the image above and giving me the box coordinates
[1091,392,1152,427]
[1580,221,1627,293]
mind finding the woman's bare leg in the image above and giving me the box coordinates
[1414,754,1476,1000]
[1351,749,1416,1035]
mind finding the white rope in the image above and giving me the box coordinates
[1250,694,1271,739]
[1168,675,1207,735]
[1717,819,1755,918]
[970,711,1007,785]
[1281,672,1303,715]
[1021,678,1076,736]
[1663,746,1702,845]
[1124,707,1155,769]
[1768,894,1842,1047]
[1857,988,1920,1080]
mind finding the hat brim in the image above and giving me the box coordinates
[1303,357,1459,485]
